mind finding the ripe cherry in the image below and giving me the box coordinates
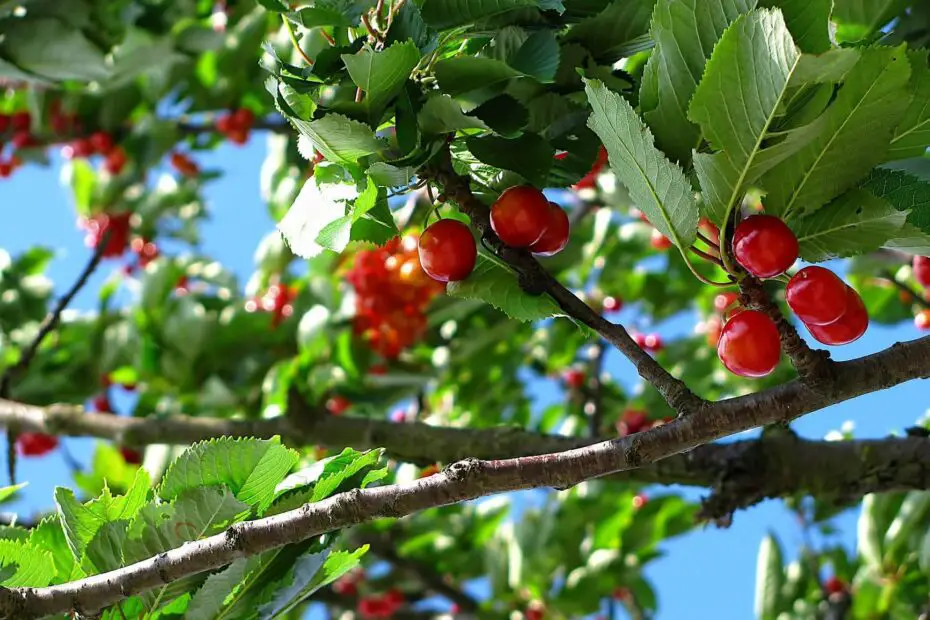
[717,310,781,378]
[704,316,723,346]
[913,256,930,288]
[617,409,648,436]
[170,152,200,177]
[11,131,33,149]
[68,139,94,159]
[650,228,672,251]
[0,160,12,179]
[16,432,58,457]
[418,219,476,282]
[92,394,113,413]
[104,147,127,175]
[120,446,143,465]
[643,333,663,352]
[89,131,114,155]
[824,576,846,595]
[699,217,720,247]
[573,145,608,190]
[632,493,648,509]
[563,369,585,389]
[0,113,9,133]
[490,186,551,247]
[786,266,848,326]
[603,296,622,313]
[326,395,351,415]
[732,215,798,278]
[714,292,739,314]
[916,309,930,331]
[10,111,30,132]
[525,607,545,620]
[529,202,570,256]
[81,212,132,258]
[806,287,868,346]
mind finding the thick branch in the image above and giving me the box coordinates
[423,148,702,416]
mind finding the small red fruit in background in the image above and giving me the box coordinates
[699,217,720,246]
[805,287,868,345]
[717,310,781,378]
[824,576,846,595]
[16,432,58,457]
[68,138,94,159]
[563,369,585,389]
[170,152,200,177]
[786,266,848,325]
[913,255,930,288]
[120,446,143,465]
[10,111,30,132]
[81,212,132,258]
[916,309,930,331]
[616,409,648,436]
[632,493,648,509]
[326,395,351,415]
[104,147,128,175]
[573,145,608,190]
[418,219,477,283]
[132,238,160,267]
[529,202,570,256]
[650,228,672,251]
[603,296,622,313]
[89,131,114,155]
[490,186,551,247]
[643,333,663,352]
[525,607,545,620]
[419,464,441,478]
[0,160,13,179]
[732,215,798,278]
[714,292,739,314]
[0,113,9,133]
[633,332,648,349]
[92,394,113,413]
[705,315,723,347]
[11,131,33,149]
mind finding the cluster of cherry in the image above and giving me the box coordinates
[0,110,35,177]
[332,569,408,618]
[245,281,297,329]
[62,129,128,175]
[911,256,930,330]
[346,235,444,358]
[717,215,868,378]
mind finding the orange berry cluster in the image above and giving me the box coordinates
[346,235,444,359]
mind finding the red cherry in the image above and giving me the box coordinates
[632,493,648,509]
[529,202,570,256]
[326,395,351,415]
[650,228,672,251]
[563,369,585,389]
[81,212,132,258]
[732,215,798,278]
[525,608,545,620]
[104,147,127,175]
[418,219,476,283]
[806,287,868,345]
[705,316,723,347]
[419,464,440,478]
[0,160,12,179]
[333,578,358,597]
[824,576,845,595]
[16,432,58,457]
[699,217,720,246]
[119,446,143,465]
[713,292,739,314]
[384,589,405,608]
[92,394,113,413]
[786,266,848,326]
[227,128,249,145]
[643,333,663,352]
[10,111,30,132]
[617,409,648,436]
[490,186,551,247]
[717,310,781,378]
[603,296,622,313]
[913,256,930,288]
[11,131,33,149]
[0,114,9,133]
[216,114,234,134]
[633,332,648,349]
[613,587,632,601]
[572,146,607,190]
[69,139,94,159]
[916,309,930,330]
[89,131,114,155]
[233,108,255,129]
[170,152,200,177]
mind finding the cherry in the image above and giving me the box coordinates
[632,493,648,509]
[916,309,930,331]
[0,160,12,179]
[732,215,798,278]
[68,138,94,159]
[92,394,113,413]
[89,131,114,155]
[913,256,930,288]
[369,364,387,376]
[0,113,9,133]
[603,295,622,313]
[170,152,200,177]
[132,238,159,267]
[525,607,545,620]
[11,131,33,149]
[104,147,128,174]
[717,310,781,378]
[633,332,648,349]
[490,186,551,247]
[390,409,407,423]
[573,145,608,190]
[643,333,663,352]
[613,587,632,601]
[333,578,358,597]
[10,111,30,132]
[81,212,132,258]
[326,395,351,415]
[16,432,58,457]
[806,287,868,346]
[529,202,570,256]
[418,219,476,282]
[419,464,441,478]
[824,576,846,595]
[119,446,143,465]
[786,266,848,326]
[699,217,720,246]
[563,369,585,389]
[714,292,739,314]
[650,228,672,251]
[617,409,648,436]
[233,108,255,129]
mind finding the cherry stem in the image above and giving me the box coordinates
[689,246,724,267]
[281,16,314,66]
[320,29,336,46]
[696,231,719,252]
[681,251,733,288]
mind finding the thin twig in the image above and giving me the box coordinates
[586,342,606,437]
[882,270,930,309]
[281,15,315,66]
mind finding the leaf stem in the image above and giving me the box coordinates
[281,15,314,66]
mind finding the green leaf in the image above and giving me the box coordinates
[278,176,356,259]
[186,558,252,620]
[306,448,387,503]
[418,94,489,134]
[761,46,913,219]
[290,0,361,27]
[54,468,152,571]
[0,18,109,82]
[159,437,299,514]
[434,57,522,96]
[257,547,368,619]
[0,539,55,587]
[832,0,906,41]
[420,0,557,28]
[689,9,804,225]
[342,41,420,120]
[350,198,400,245]
[860,167,930,234]
[585,79,699,250]
[639,0,755,164]
[788,49,861,86]
[469,95,529,136]
[883,491,930,561]
[759,0,832,53]
[367,162,417,187]
[793,189,907,262]
[753,534,784,620]
[446,255,564,321]
[258,0,290,10]
[0,482,26,505]
[466,133,554,186]
[563,0,656,63]
[508,30,560,82]
[889,50,930,161]
[290,114,383,165]
[28,516,80,584]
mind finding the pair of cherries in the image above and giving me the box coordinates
[717,215,868,378]
[417,185,570,283]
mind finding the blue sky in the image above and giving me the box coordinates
[1,138,927,619]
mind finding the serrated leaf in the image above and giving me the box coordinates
[27,516,80,584]
[753,534,784,620]
[639,0,756,165]
[889,50,930,161]
[258,547,368,619]
[54,468,151,570]
[350,199,400,245]
[159,437,299,514]
[689,9,803,225]
[466,133,554,186]
[309,448,386,503]
[0,540,55,587]
[0,482,26,504]
[585,79,699,250]
[186,558,252,620]
[420,0,554,28]
[434,57,522,96]
[563,0,656,63]
[342,41,420,120]
[860,167,930,234]
[447,255,564,321]
[761,46,912,219]
[792,189,907,262]
[278,177,357,258]
[788,49,861,86]
[759,0,831,53]
[290,114,383,165]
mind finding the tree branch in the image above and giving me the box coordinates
[881,269,930,310]
[0,334,929,616]
[422,147,703,416]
